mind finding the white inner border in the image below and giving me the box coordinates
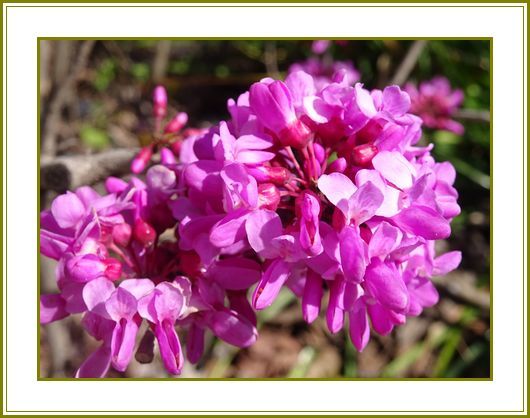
[2,2,527,415]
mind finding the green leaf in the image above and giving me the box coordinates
[93,59,116,92]
[130,63,150,82]
[80,126,110,150]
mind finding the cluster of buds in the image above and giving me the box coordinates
[130,86,192,174]
[41,69,461,377]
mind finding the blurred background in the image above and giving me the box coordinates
[39,39,490,378]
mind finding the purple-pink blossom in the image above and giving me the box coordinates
[405,76,465,134]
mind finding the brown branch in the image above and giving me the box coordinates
[391,40,428,86]
[264,41,280,80]
[152,40,172,84]
[42,40,96,157]
[454,109,491,123]
[40,148,137,192]
[432,272,490,316]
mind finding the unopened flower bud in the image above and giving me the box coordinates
[112,223,132,247]
[247,166,290,185]
[103,258,122,281]
[131,146,153,174]
[352,143,378,167]
[279,119,312,149]
[258,183,281,210]
[326,157,347,174]
[170,140,182,156]
[160,147,177,165]
[164,112,188,134]
[105,176,128,194]
[133,218,157,248]
[313,142,326,164]
[153,85,168,119]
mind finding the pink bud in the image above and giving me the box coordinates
[258,183,281,211]
[278,119,312,149]
[160,147,177,166]
[104,258,122,281]
[326,157,347,174]
[170,141,182,156]
[133,218,157,248]
[153,85,168,119]
[352,144,378,167]
[164,112,188,134]
[105,176,128,194]
[112,223,132,247]
[131,146,153,174]
[313,142,326,164]
[247,166,290,184]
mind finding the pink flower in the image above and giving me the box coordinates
[405,76,464,134]
[249,80,312,148]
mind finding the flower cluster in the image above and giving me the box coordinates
[40,172,258,377]
[405,77,465,135]
[41,68,461,377]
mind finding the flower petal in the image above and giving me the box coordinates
[364,258,409,313]
[75,345,112,378]
[209,257,262,290]
[245,209,283,257]
[252,259,290,310]
[51,191,86,229]
[348,301,370,351]
[317,172,357,207]
[339,226,368,283]
[82,277,115,313]
[40,294,69,324]
[347,181,384,225]
[372,151,416,190]
[392,205,451,240]
[433,251,462,276]
[302,270,323,323]
[209,309,258,347]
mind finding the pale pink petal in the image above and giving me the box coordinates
[51,191,86,229]
[317,172,357,207]
[245,209,283,257]
[372,150,416,190]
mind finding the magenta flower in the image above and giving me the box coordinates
[405,76,465,134]
[249,79,312,149]
[138,278,191,374]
